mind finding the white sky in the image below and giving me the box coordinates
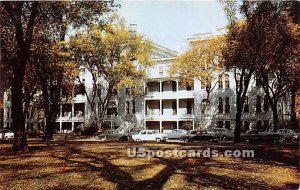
[117,0,228,53]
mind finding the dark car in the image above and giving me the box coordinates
[241,130,283,143]
[97,130,129,141]
[27,130,45,138]
[180,130,218,142]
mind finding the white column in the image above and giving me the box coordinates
[176,79,179,91]
[159,80,162,92]
[71,102,74,131]
[192,120,195,130]
[59,104,62,132]
[59,122,62,133]
[159,120,162,132]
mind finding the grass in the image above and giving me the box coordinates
[0,141,299,190]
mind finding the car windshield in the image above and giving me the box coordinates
[0,129,12,133]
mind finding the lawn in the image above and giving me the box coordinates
[0,141,299,190]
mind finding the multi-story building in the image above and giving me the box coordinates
[2,33,293,132]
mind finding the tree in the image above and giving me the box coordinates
[168,35,224,129]
[248,1,299,131]
[30,34,78,140]
[1,1,118,152]
[68,15,152,132]
[169,36,224,100]
[221,2,259,142]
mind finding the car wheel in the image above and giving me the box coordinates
[156,138,161,143]
[4,136,8,141]
[222,136,227,140]
[136,139,141,142]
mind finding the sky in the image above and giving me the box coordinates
[117,0,228,53]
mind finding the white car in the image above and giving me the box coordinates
[132,130,168,142]
[0,129,14,140]
[277,129,298,141]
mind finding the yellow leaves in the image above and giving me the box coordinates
[169,35,224,88]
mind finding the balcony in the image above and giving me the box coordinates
[145,80,194,99]
[145,114,194,121]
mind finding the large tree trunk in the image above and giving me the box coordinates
[234,102,243,143]
[271,100,279,132]
[290,87,298,130]
[234,94,243,143]
[11,64,29,152]
[45,113,56,140]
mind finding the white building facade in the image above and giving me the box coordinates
[2,35,292,133]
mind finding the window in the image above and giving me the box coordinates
[186,85,191,91]
[172,81,177,91]
[125,101,130,115]
[159,66,163,75]
[244,96,249,113]
[225,74,230,88]
[172,122,177,129]
[225,97,230,113]
[218,97,223,113]
[145,101,148,115]
[225,121,230,129]
[132,101,136,114]
[218,74,223,89]
[172,100,177,115]
[256,120,262,129]
[263,120,269,129]
[187,100,192,114]
[256,76,261,87]
[74,84,85,95]
[141,131,146,135]
[263,95,269,112]
[244,121,250,132]
[218,121,223,128]
[126,88,130,95]
[256,95,261,113]
[236,74,241,89]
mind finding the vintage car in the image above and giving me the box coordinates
[180,130,218,142]
[277,129,298,141]
[164,129,188,139]
[131,130,168,142]
[0,129,14,140]
[97,130,129,141]
[212,128,234,140]
[241,130,283,143]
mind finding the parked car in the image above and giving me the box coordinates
[277,129,298,141]
[97,130,129,141]
[165,129,188,139]
[0,129,14,140]
[131,130,168,142]
[180,130,218,142]
[241,130,283,143]
[212,128,233,140]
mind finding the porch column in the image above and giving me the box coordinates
[159,80,162,92]
[59,122,62,133]
[159,121,162,132]
[71,102,74,131]
[192,120,195,130]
